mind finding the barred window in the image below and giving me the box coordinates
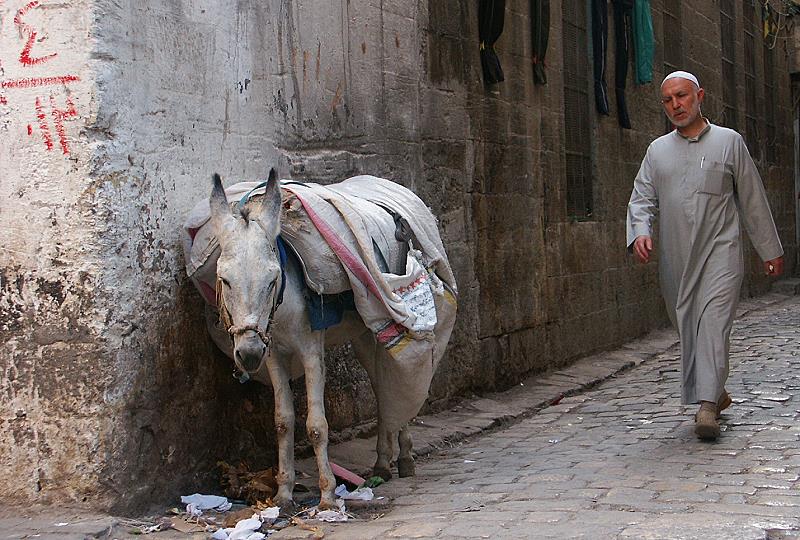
[764,43,777,163]
[719,0,738,129]
[743,1,759,158]
[662,0,682,132]
[562,0,592,218]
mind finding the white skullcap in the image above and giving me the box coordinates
[662,70,700,88]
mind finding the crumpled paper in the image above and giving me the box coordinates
[180,493,233,514]
[212,515,264,540]
[334,484,374,501]
[315,510,348,522]
[307,499,349,522]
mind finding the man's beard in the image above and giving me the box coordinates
[668,107,699,128]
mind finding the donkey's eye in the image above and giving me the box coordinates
[219,276,231,287]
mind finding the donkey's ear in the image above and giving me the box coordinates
[209,173,236,240]
[257,168,282,238]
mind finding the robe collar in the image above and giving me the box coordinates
[674,117,711,142]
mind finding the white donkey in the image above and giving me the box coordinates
[208,170,456,509]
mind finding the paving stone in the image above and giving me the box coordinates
[385,521,446,538]
[645,480,707,492]
[721,493,749,504]
[602,487,657,504]
[517,521,627,539]
[618,513,778,540]
[692,503,800,518]
[323,522,396,540]
[597,501,692,513]
[440,520,517,538]
[657,490,722,503]
[522,511,571,524]
[751,495,800,507]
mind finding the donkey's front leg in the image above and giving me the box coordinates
[299,348,337,509]
[266,354,296,509]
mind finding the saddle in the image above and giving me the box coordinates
[279,184,410,296]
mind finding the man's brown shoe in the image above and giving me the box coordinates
[695,402,720,440]
[717,389,732,418]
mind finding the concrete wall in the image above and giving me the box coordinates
[0,0,795,512]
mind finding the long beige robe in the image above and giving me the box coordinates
[627,122,783,404]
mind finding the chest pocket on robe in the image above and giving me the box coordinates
[698,160,733,196]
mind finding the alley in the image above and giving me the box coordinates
[309,293,800,539]
[4,292,800,539]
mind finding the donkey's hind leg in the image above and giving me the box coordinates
[397,425,416,477]
[352,331,393,481]
[373,426,394,481]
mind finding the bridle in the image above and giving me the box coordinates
[214,181,288,378]
[215,236,288,350]
[216,275,280,347]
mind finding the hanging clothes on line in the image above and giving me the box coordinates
[633,0,654,84]
[612,0,633,129]
[530,0,550,85]
[479,0,506,85]
[591,0,610,114]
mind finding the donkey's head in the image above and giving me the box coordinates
[210,169,282,374]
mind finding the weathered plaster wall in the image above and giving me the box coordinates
[87,1,285,510]
[0,0,105,506]
[0,0,796,512]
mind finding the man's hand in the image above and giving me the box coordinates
[764,256,784,276]
[633,235,653,264]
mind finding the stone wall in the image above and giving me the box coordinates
[0,0,795,512]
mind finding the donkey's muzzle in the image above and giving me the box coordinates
[234,332,267,372]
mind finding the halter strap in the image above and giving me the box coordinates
[237,180,287,308]
[238,181,268,208]
[216,183,287,368]
[275,235,288,306]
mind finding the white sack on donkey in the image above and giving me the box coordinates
[182,169,457,510]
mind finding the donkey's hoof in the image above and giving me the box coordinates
[318,498,339,511]
[275,497,297,515]
[373,465,392,481]
[397,457,416,478]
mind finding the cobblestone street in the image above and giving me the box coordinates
[3,292,800,539]
[307,293,800,539]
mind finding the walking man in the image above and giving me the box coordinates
[626,71,784,440]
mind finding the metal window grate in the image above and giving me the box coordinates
[720,1,738,129]
[562,0,592,218]
[743,1,759,158]
[764,43,777,163]
[662,0,682,132]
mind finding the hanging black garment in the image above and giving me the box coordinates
[591,0,610,114]
[612,0,633,128]
[530,0,550,85]
[479,0,506,85]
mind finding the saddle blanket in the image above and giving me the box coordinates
[183,175,457,362]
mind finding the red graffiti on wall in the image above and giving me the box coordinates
[15,1,57,66]
[0,1,81,155]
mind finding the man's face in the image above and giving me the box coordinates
[660,78,704,128]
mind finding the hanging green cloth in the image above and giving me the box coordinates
[632,0,654,84]
[530,0,549,85]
